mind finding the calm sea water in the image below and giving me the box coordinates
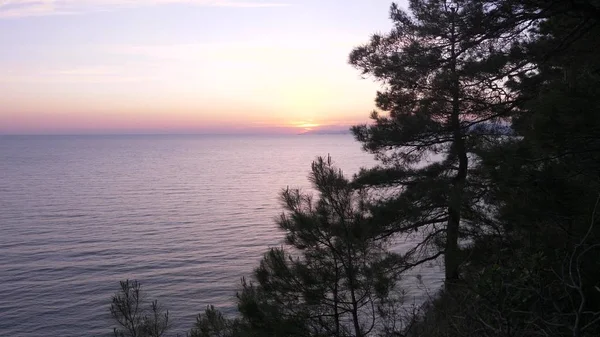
[0,134,442,336]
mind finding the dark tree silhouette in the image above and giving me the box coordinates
[110,280,170,337]
[349,0,525,284]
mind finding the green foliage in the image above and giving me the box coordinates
[428,1,600,336]
[348,0,531,283]
[189,305,246,337]
[232,156,406,337]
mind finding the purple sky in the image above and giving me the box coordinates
[0,0,406,134]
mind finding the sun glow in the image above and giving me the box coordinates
[294,122,320,129]
[287,121,321,133]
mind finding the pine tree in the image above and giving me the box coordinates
[191,157,407,337]
[349,0,526,284]
[110,280,170,337]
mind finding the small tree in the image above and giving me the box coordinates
[110,280,170,337]
[194,157,407,337]
[240,157,408,337]
[189,305,247,337]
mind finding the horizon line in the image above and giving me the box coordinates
[0,131,352,137]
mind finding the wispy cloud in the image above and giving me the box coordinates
[0,65,156,83]
[0,0,290,18]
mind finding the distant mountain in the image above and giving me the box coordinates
[467,122,514,136]
[299,122,513,136]
[298,126,352,135]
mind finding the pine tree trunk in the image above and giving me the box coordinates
[350,285,362,337]
[333,255,341,337]
[446,112,468,284]
[347,249,362,337]
[445,7,468,285]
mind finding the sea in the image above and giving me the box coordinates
[0,134,443,337]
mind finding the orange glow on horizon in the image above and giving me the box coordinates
[292,122,321,129]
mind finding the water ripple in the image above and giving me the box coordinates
[0,135,442,336]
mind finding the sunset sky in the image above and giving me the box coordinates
[0,0,404,134]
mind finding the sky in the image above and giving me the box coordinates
[0,0,405,134]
